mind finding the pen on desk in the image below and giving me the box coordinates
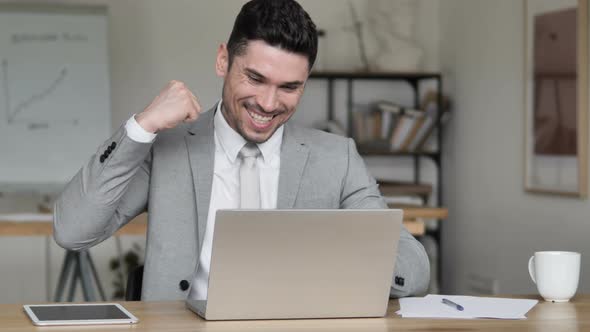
[442,298,464,311]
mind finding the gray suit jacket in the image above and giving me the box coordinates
[53,107,429,300]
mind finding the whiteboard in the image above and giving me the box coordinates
[0,4,110,191]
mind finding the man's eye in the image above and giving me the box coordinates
[248,75,262,83]
[282,85,297,91]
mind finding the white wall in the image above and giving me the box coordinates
[0,0,440,303]
[439,0,590,295]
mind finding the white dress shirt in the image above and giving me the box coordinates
[125,102,283,300]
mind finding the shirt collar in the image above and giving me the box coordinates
[214,101,283,163]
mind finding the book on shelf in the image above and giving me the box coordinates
[378,180,433,197]
[384,196,424,206]
[407,103,438,151]
[374,100,402,140]
[411,110,451,152]
[353,110,368,143]
[353,103,394,143]
[351,91,450,153]
[372,108,383,139]
[408,91,451,152]
[378,180,432,206]
[388,108,425,151]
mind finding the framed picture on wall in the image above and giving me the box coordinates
[524,0,589,197]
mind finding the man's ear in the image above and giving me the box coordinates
[216,43,229,77]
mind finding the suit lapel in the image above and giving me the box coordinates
[184,109,310,242]
[277,124,310,209]
[185,108,215,247]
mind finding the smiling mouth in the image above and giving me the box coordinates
[245,103,281,127]
[247,110,273,123]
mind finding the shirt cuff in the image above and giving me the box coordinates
[125,114,157,143]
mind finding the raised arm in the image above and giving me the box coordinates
[53,127,153,250]
[53,80,201,250]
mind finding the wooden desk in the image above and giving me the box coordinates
[392,206,448,236]
[0,213,148,237]
[396,206,448,220]
[1,296,588,331]
[0,214,148,303]
[0,210,438,237]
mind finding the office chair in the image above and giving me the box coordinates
[125,265,144,301]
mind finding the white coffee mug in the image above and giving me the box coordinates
[528,251,581,302]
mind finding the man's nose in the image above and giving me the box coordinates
[258,87,279,112]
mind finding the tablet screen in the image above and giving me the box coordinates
[28,304,131,321]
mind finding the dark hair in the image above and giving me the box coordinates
[227,0,318,71]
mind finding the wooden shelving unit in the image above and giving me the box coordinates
[309,71,445,200]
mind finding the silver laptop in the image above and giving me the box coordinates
[186,209,402,320]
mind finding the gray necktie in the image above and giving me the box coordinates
[239,143,261,208]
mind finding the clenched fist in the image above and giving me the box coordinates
[136,80,201,133]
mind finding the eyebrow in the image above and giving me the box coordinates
[244,68,304,87]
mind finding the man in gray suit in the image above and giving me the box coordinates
[54,0,429,301]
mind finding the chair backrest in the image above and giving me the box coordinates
[125,265,144,301]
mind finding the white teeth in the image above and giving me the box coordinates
[248,111,272,123]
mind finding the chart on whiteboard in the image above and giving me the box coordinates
[0,6,110,188]
[1,59,76,129]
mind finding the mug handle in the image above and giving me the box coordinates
[528,256,536,284]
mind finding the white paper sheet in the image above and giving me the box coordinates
[398,294,538,319]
